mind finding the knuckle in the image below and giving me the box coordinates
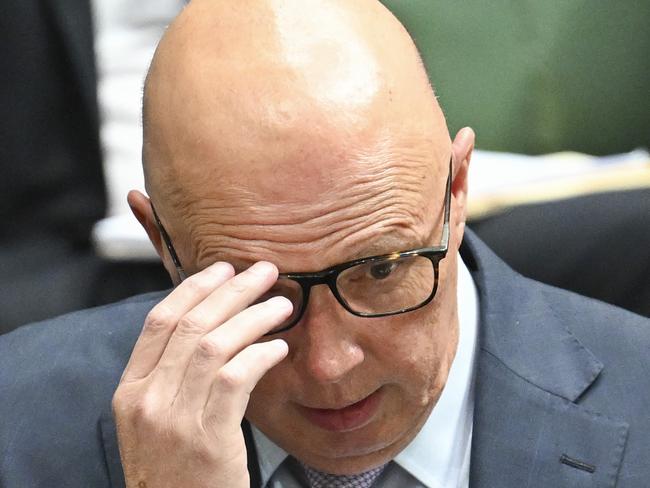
[181,273,211,295]
[111,389,127,415]
[176,313,207,337]
[129,393,161,427]
[113,387,158,425]
[190,438,217,465]
[112,383,138,412]
[215,367,246,392]
[129,400,151,422]
[225,277,247,294]
[143,304,176,333]
[195,336,227,362]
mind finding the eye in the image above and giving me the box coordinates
[369,261,399,280]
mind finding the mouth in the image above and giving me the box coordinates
[297,388,383,432]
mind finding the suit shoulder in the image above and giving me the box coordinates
[0,292,166,484]
[533,278,650,352]
[0,291,166,397]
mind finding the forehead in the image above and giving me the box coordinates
[178,136,448,273]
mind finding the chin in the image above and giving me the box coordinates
[284,408,423,475]
[294,436,399,475]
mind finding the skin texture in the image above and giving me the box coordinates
[118,0,475,485]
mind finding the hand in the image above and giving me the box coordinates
[112,261,292,488]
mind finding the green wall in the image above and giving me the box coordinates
[381,0,650,155]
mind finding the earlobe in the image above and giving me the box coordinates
[450,127,475,249]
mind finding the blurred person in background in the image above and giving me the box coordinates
[0,0,182,333]
[0,0,106,331]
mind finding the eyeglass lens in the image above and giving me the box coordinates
[336,255,436,315]
[255,255,436,334]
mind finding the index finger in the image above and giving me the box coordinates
[121,261,235,382]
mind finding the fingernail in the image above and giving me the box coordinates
[249,261,277,276]
[267,295,293,311]
[210,261,234,275]
[270,339,289,355]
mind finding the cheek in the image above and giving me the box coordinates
[374,291,458,406]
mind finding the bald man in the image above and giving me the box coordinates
[1,1,649,487]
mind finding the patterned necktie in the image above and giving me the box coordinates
[300,462,388,488]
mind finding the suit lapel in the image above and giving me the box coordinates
[462,230,629,487]
[99,409,126,488]
[243,420,263,488]
[470,351,629,487]
[43,0,98,123]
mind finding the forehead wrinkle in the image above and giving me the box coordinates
[186,175,427,242]
[165,165,446,273]
[174,140,446,268]
[164,120,440,212]
[193,214,427,273]
[181,152,437,225]
[189,187,433,270]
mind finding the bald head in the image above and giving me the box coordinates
[142,0,451,269]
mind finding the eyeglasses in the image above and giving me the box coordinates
[153,157,452,334]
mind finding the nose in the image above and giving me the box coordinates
[291,286,365,384]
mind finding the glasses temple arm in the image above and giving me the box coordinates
[151,204,188,281]
[440,157,453,248]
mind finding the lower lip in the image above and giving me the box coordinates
[298,389,383,432]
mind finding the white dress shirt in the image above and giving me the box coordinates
[252,253,479,487]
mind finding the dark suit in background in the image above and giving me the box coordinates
[0,0,104,245]
[0,0,106,330]
[0,0,170,334]
[471,188,650,317]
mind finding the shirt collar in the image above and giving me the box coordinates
[251,253,479,488]
[251,424,290,488]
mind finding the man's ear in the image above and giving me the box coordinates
[450,127,475,250]
[127,190,177,280]
[128,191,183,284]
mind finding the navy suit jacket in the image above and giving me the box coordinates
[1,231,649,487]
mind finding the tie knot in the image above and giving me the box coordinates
[300,462,388,488]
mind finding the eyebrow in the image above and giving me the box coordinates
[342,231,431,264]
[223,235,420,275]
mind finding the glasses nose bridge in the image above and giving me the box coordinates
[298,268,340,299]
